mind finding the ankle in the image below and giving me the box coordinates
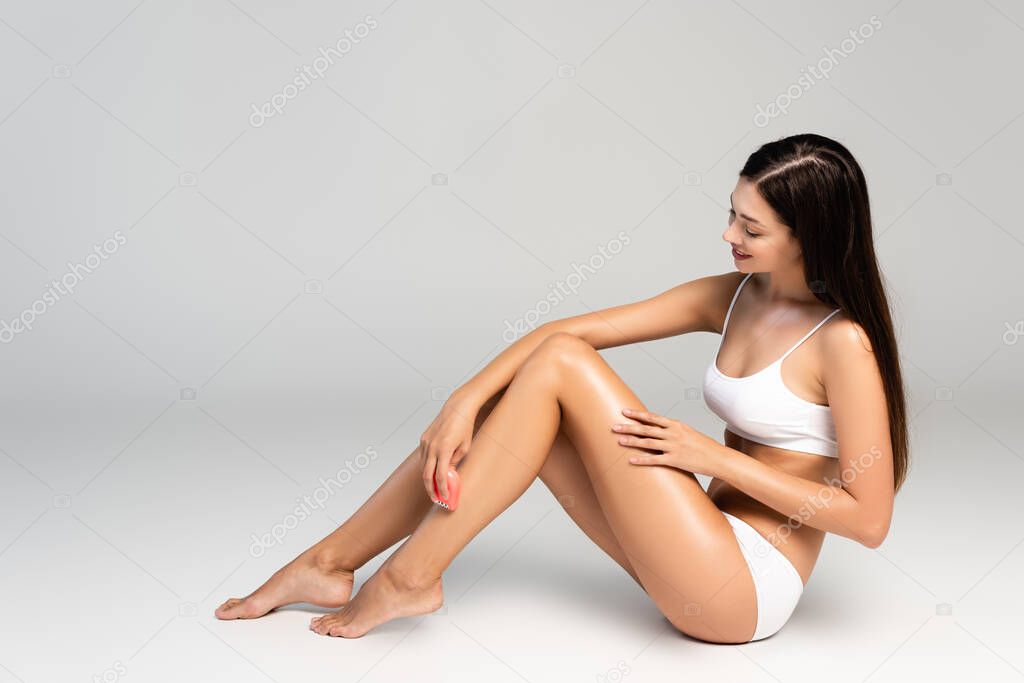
[382,558,441,592]
[309,544,355,573]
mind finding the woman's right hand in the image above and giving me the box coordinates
[419,396,479,503]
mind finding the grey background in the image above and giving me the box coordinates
[1,0,1023,681]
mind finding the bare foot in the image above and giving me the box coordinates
[215,548,354,620]
[309,563,443,638]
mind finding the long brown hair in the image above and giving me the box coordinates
[739,133,909,492]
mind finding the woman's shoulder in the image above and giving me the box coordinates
[821,311,872,352]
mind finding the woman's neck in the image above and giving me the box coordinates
[755,269,819,306]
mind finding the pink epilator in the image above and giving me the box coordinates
[432,468,461,511]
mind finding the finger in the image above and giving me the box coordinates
[422,453,438,501]
[430,446,446,499]
[612,422,662,437]
[628,454,664,465]
[621,407,672,427]
[436,451,452,498]
[617,435,663,450]
[451,442,469,467]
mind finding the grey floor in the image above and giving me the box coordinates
[2,0,1024,681]
[1,399,1023,682]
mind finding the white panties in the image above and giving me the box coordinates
[722,512,804,641]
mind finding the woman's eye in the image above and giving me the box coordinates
[730,207,758,236]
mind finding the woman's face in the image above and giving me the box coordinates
[723,177,801,271]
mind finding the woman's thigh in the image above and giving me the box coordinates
[519,333,758,644]
[474,389,643,587]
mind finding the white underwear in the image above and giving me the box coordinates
[722,512,804,641]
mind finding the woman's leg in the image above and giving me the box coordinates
[216,387,640,618]
[310,333,758,643]
[481,390,644,587]
[313,388,639,583]
[213,446,431,619]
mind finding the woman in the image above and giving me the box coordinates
[215,133,908,644]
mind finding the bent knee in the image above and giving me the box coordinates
[524,332,595,368]
[513,333,599,393]
[517,332,593,380]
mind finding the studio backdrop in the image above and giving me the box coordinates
[0,1,1022,682]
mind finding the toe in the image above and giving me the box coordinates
[215,598,240,618]
[327,621,353,638]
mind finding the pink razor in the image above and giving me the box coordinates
[432,468,462,511]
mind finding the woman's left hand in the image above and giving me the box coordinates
[613,407,722,477]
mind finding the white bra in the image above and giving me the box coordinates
[702,272,842,458]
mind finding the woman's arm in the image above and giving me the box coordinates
[449,273,728,410]
[709,445,884,546]
[707,318,896,548]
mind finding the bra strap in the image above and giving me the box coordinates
[778,308,842,361]
[721,273,753,335]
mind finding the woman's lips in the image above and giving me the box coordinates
[732,247,751,259]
